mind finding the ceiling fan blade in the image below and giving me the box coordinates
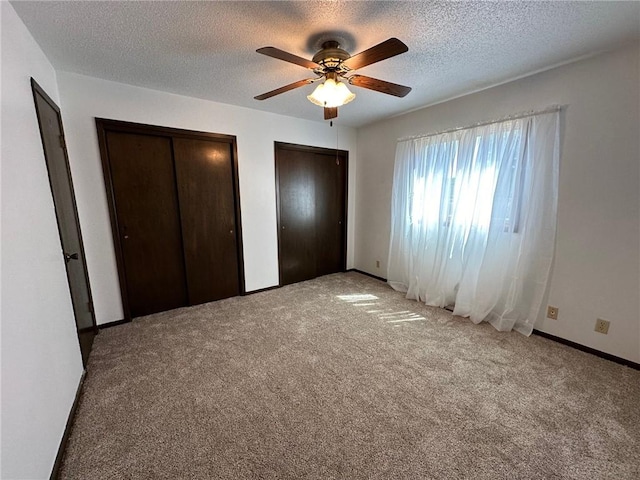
[254,79,315,100]
[256,47,319,69]
[324,107,338,120]
[342,38,408,70]
[348,75,412,97]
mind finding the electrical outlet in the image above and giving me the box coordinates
[376,260,380,268]
[547,305,558,320]
[594,318,610,335]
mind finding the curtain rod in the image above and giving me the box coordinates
[397,104,564,142]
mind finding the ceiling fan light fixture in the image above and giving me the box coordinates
[307,78,355,108]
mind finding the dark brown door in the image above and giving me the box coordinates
[105,131,188,317]
[314,152,347,277]
[173,138,240,305]
[97,119,244,319]
[276,143,347,286]
[31,79,97,367]
[277,148,317,285]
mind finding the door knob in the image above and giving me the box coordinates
[64,252,79,262]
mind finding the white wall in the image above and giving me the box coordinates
[0,3,85,478]
[56,72,358,325]
[355,44,640,363]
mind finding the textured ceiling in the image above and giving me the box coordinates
[11,1,640,127]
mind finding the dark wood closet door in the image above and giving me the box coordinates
[277,148,317,285]
[173,138,240,305]
[314,152,347,277]
[276,143,347,286]
[106,131,188,317]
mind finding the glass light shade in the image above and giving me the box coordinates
[307,78,356,108]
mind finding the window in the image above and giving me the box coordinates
[388,110,559,335]
[410,126,526,233]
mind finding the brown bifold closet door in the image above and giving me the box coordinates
[97,119,245,320]
[105,131,188,317]
[276,143,348,286]
[173,138,240,305]
[277,147,317,285]
[314,152,347,277]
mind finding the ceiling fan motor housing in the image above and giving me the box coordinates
[312,41,351,72]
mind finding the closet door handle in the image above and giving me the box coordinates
[64,252,79,263]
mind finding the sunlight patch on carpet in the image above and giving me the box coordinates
[338,293,426,323]
[337,294,379,302]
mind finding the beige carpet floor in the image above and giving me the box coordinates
[60,272,640,479]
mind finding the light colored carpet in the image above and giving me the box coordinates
[60,272,639,479]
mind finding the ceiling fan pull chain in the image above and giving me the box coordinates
[336,120,340,165]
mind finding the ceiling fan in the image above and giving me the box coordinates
[254,38,412,120]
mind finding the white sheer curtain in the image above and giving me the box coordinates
[388,110,559,335]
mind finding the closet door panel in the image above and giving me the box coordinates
[315,152,347,277]
[277,148,317,285]
[173,137,240,304]
[106,131,188,317]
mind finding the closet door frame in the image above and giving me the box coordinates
[274,141,348,286]
[96,118,245,321]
